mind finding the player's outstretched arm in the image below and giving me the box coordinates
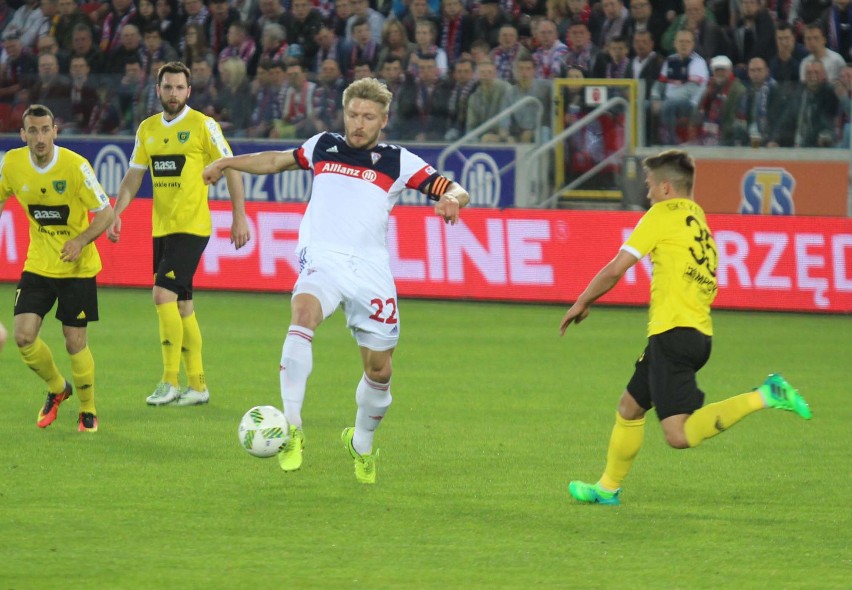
[108,167,146,243]
[203,150,300,185]
[223,167,251,250]
[432,180,470,225]
[560,250,639,335]
[61,205,115,263]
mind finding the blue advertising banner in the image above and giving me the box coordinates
[0,136,518,208]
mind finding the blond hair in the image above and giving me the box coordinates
[342,77,393,115]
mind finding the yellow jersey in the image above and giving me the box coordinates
[622,198,718,337]
[0,146,110,279]
[129,106,233,237]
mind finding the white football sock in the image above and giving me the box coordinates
[279,325,314,429]
[353,373,392,455]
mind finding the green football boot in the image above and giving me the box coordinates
[757,374,812,420]
[341,427,379,485]
[277,425,305,472]
[568,480,621,506]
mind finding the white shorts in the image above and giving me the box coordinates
[292,248,400,351]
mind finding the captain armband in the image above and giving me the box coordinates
[427,175,454,201]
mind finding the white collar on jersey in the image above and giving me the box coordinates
[160,105,191,127]
[29,145,60,174]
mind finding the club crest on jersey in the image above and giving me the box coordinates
[178,131,190,143]
[371,152,381,165]
[52,180,66,194]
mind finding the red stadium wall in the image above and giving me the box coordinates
[1,200,850,313]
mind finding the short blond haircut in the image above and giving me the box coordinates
[342,77,393,115]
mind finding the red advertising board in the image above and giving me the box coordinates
[1,200,850,313]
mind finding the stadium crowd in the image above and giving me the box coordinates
[0,0,850,147]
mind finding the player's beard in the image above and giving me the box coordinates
[161,97,187,117]
[347,128,381,150]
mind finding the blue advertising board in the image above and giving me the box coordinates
[0,135,518,208]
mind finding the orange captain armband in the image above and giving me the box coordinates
[427,175,453,201]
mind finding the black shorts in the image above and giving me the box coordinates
[152,233,209,301]
[14,271,99,327]
[626,327,712,420]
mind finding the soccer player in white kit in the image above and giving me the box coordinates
[203,78,470,484]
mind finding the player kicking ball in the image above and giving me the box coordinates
[203,78,470,483]
[560,149,811,505]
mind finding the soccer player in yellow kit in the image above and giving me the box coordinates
[559,149,812,505]
[109,61,250,407]
[0,104,114,432]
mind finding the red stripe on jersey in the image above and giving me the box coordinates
[295,147,311,170]
[407,164,438,190]
[314,161,394,192]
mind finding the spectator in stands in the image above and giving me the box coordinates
[798,0,833,31]
[352,60,375,80]
[70,23,105,75]
[252,0,287,41]
[330,0,354,39]
[820,0,852,60]
[116,56,146,131]
[188,57,218,116]
[287,0,324,60]
[736,56,791,146]
[695,54,746,145]
[182,23,215,69]
[215,56,253,135]
[315,57,345,133]
[137,56,166,120]
[30,53,72,126]
[491,23,530,83]
[181,0,209,31]
[378,55,408,138]
[834,62,852,146]
[564,18,600,74]
[105,24,146,75]
[445,57,477,140]
[271,58,321,139]
[68,55,99,132]
[344,17,380,80]
[218,21,257,75]
[593,34,630,78]
[205,0,240,56]
[346,0,385,42]
[532,18,568,79]
[135,0,158,31]
[800,21,845,82]
[7,0,44,50]
[398,52,451,140]
[473,0,510,48]
[235,0,260,24]
[99,0,140,54]
[246,59,280,138]
[88,85,122,133]
[439,0,474,63]
[254,23,288,73]
[409,18,448,77]
[0,0,12,36]
[624,0,666,52]
[598,0,630,47]
[770,21,802,90]
[34,0,60,45]
[142,24,178,73]
[401,0,440,42]
[547,0,575,40]
[377,17,417,71]
[54,0,91,52]
[499,54,551,142]
[466,59,511,142]
[36,34,70,74]
[651,29,709,144]
[630,30,663,99]
[311,24,344,73]
[661,0,730,60]
[792,60,839,146]
[154,0,182,48]
[731,0,777,70]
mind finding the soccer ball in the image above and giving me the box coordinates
[238,405,290,458]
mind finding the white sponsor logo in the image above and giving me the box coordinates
[362,169,377,182]
[153,160,177,171]
[93,144,130,197]
[326,145,338,153]
[320,162,362,177]
[461,153,501,208]
[33,210,63,220]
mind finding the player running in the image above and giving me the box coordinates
[203,77,470,484]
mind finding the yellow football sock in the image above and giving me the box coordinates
[181,312,206,392]
[156,302,182,386]
[70,346,96,414]
[19,337,66,393]
[599,412,646,491]
[684,392,765,448]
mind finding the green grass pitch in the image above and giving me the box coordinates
[0,285,848,589]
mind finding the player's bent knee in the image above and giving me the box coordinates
[664,431,690,449]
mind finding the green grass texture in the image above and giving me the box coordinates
[0,286,849,589]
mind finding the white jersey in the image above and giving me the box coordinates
[294,132,439,260]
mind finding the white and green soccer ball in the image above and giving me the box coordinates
[238,405,290,458]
